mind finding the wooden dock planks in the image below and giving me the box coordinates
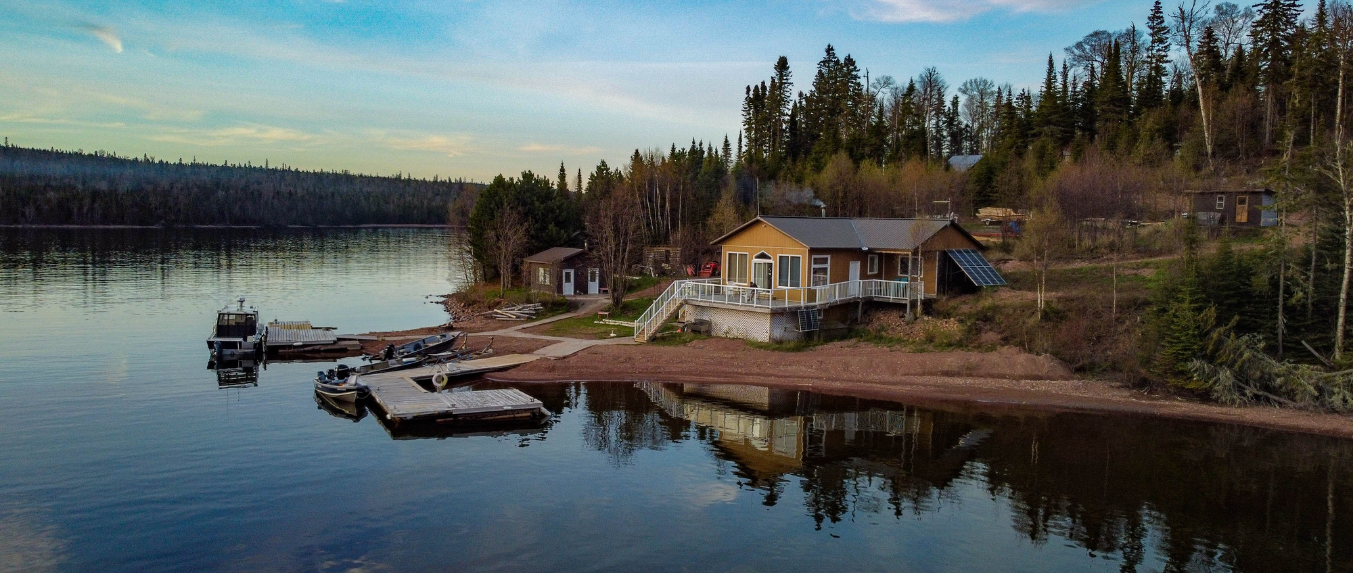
[358,354,543,421]
[265,321,339,347]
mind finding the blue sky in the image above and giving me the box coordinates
[1,0,1148,182]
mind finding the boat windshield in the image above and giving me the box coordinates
[215,312,257,338]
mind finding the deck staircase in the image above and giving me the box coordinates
[633,280,689,342]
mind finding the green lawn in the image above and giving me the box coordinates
[541,297,656,339]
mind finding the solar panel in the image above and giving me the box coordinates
[947,249,1007,287]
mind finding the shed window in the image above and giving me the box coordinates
[727,252,749,284]
[537,267,550,285]
[777,255,802,288]
[811,256,830,286]
[867,254,879,275]
[1216,194,1225,209]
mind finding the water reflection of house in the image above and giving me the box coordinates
[636,383,975,488]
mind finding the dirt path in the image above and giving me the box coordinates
[487,338,1353,439]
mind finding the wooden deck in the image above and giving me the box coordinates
[265,321,339,347]
[358,354,544,422]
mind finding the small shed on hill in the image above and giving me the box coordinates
[523,247,604,296]
[1184,189,1277,228]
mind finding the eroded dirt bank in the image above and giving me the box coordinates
[484,338,1353,439]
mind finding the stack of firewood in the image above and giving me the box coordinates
[485,303,543,321]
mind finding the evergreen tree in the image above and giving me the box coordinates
[1139,0,1171,111]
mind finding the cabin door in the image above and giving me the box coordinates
[587,268,600,295]
[562,269,575,296]
[848,261,861,296]
[1235,195,1249,224]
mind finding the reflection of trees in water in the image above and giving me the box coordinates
[595,383,1353,573]
[579,384,689,466]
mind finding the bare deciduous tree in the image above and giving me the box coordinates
[588,183,645,308]
[1173,0,1217,172]
[484,207,528,297]
[1319,2,1353,359]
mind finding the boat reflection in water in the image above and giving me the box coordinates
[207,358,260,388]
[314,391,369,422]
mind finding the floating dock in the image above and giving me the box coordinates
[265,321,338,348]
[359,355,544,422]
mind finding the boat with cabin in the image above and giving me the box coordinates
[208,298,263,360]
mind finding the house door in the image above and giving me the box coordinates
[562,269,575,296]
[752,260,773,290]
[587,268,600,295]
[848,261,861,296]
[1235,195,1249,224]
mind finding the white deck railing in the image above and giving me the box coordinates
[633,278,913,341]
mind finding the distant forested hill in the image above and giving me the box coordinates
[0,144,478,226]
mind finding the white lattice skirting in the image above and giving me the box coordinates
[680,305,803,343]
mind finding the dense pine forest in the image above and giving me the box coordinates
[0,143,476,226]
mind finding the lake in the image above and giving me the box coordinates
[0,228,1349,573]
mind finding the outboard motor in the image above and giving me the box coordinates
[335,364,351,379]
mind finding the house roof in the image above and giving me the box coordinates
[948,155,983,172]
[713,216,978,251]
[524,247,585,264]
[1181,188,1274,194]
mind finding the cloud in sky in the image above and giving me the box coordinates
[80,24,122,52]
[518,143,602,155]
[377,134,470,158]
[842,0,1089,23]
[150,124,322,147]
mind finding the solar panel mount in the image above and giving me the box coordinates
[947,249,1007,287]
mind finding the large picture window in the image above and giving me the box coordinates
[537,267,550,285]
[811,255,830,286]
[727,252,749,284]
[777,255,802,288]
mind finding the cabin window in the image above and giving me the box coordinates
[537,267,550,285]
[727,252,749,284]
[777,255,802,288]
[1216,194,1225,209]
[867,254,879,275]
[811,256,830,286]
[898,255,922,277]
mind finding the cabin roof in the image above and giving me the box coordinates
[713,216,978,251]
[948,154,983,172]
[524,247,585,264]
[1181,188,1274,195]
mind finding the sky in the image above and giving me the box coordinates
[0,0,1149,182]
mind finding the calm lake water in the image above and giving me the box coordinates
[0,228,1350,573]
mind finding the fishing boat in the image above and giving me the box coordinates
[354,356,424,375]
[314,366,370,402]
[208,298,263,359]
[368,332,464,361]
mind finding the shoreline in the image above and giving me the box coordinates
[475,337,1353,440]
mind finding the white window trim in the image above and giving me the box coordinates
[726,251,750,285]
[751,257,774,289]
[777,254,802,288]
[898,253,923,278]
[867,254,879,275]
[811,255,831,286]
[1215,194,1225,209]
